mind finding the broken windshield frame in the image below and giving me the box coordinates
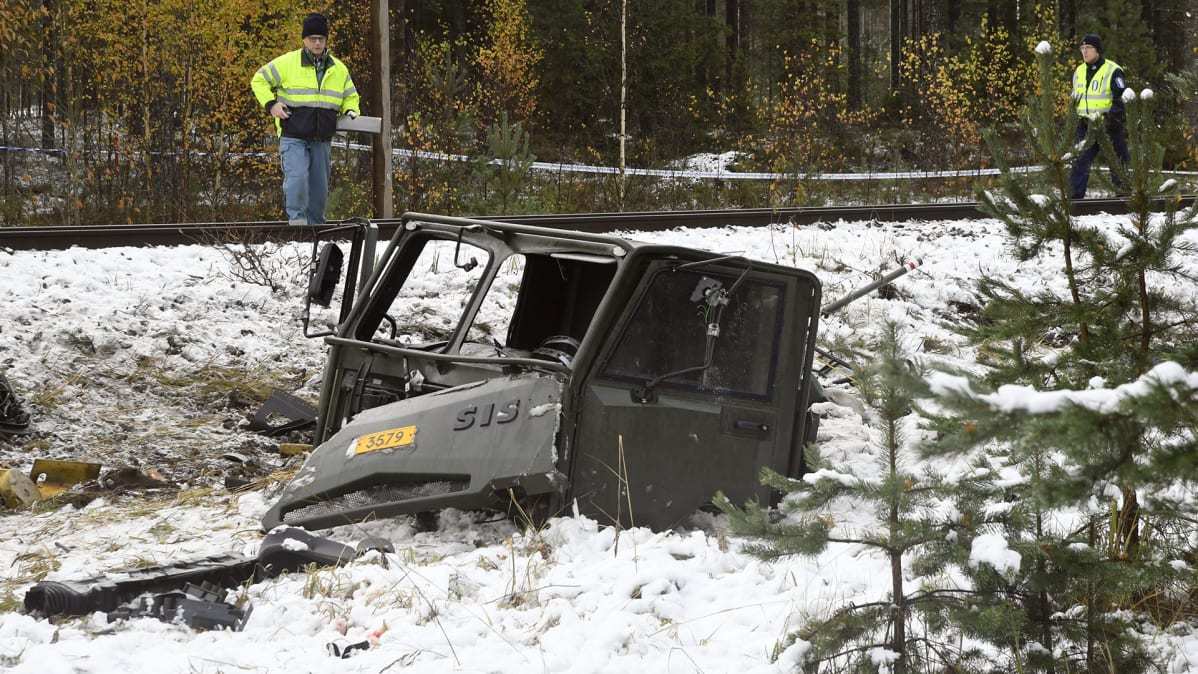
[348,222,622,374]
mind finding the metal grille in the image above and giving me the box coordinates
[282,480,468,525]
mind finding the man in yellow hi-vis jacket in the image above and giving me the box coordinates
[251,13,360,225]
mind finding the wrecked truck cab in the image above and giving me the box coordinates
[263,213,821,532]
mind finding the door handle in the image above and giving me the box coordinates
[734,419,769,433]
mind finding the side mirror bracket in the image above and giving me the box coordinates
[302,218,378,338]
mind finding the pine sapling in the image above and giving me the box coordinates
[717,323,976,672]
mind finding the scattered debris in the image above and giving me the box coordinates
[0,373,30,436]
[0,461,179,509]
[0,468,39,508]
[98,466,172,492]
[327,640,371,659]
[30,459,102,499]
[246,390,316,438]
[278,443,312,457]
[107,582,252,631]
[327,624,388,658]
[24,527,395,623]
[220,450,276,492]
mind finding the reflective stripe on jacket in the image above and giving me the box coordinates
[251,48,361,141]
[1073,59,1120,120]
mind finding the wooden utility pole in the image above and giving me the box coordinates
[371,0,393,218]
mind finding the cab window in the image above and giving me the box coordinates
[602,268,784,399]
[357,237,490,344]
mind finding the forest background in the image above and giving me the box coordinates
[1,0,1196,225]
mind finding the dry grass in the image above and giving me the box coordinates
[29,372,85,410]
[8,548,61,584]
[146,361,294,406]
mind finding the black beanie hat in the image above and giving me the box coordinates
[1081,33,1102,53]
[302,13,328,38]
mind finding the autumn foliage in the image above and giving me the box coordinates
[1,2,1193,223]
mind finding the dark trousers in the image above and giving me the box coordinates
[1070,119,1130,199]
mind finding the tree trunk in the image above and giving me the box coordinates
[889,0,905,93]
[988,0,1018,46]
[698,0,717,90]
[1118,485,1140,557]
[619,0,627,208]
[180,58,193,222]
[888,418,906,674]
[1058,0,1076,38]
[848,0,862,109]
[41,0,56,149]
[725,0,739,83]
[1151,0,1187,73]
[945,0,960,34]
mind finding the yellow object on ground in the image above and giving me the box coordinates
[30,459,102,499]
[0,468,39,508]
[278,443,313,457]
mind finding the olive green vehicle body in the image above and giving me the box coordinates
[263,213,821,532]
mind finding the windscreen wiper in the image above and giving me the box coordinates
[632,263,752,403]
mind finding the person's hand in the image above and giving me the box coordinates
[270,102,291,119]
[344,110,357,120]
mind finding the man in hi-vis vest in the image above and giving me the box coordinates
[251,13,361,225]
[1069,33,1130,200]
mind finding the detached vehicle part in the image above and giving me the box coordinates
[107,582,252,632]
[264,213,823,532]
[0,373,29,436]
[247,390,318,437]
[23,527,392,620]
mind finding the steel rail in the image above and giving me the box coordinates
[1,196,1192,251]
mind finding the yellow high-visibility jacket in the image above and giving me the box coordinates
[251,48,360,140]
[1073,59,1121,120]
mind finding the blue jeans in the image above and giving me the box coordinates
[1070,120,1130,199]
[279,137,331,224]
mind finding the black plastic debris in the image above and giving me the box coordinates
[25,553,256,618]
[247,390,317,438]
[327,640,371,659]
[257,527,394,577]
[107,582,252,632]
[0,372,30,436]
[25,527,393,620]
[99,466,173,492]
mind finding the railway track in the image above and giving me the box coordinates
[0,197,1191,251]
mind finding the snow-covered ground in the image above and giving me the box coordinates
[1,215,1195,672]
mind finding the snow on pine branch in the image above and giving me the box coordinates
[928,362,1198,415]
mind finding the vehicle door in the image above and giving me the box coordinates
[567,255,820,530]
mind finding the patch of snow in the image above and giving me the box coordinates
[969,533,1022,575]
[803,468,861,487]
[869,647,901,667]
[0,210,1194,671]
[280,537,309,552]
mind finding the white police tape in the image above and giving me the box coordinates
[6,143,1198,181]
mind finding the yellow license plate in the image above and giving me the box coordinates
[354,425,417,455]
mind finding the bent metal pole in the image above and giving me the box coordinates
[820,258,922,316]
